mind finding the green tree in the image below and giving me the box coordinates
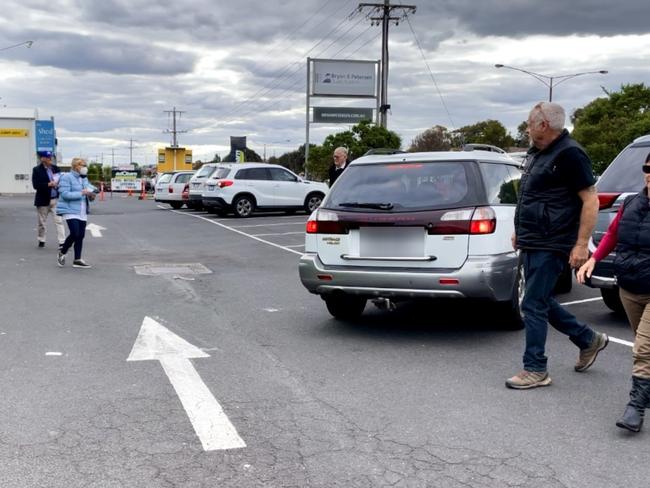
[453,119,515,149]
[572,83,650,174]
[516,121,529,147]
[408,125,452,152]
[211,153,222,163]
[306,120,401,181]
[88,163,102,181]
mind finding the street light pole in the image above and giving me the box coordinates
[495,64,608,102]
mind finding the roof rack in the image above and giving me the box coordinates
[462,143,506,154]
[363,148,407,156]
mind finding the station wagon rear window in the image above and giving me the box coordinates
[195,165,216,178]
[323,162,480,211]
[157,174,172,184]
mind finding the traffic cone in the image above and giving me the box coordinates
[138,179,145,200]
[99,182,105,201]
[128,187,133,197]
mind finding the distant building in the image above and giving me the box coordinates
[0,108,57,194]
[157,146,193,173]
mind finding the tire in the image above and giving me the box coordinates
[233,195,255,218]
[169,202,183,209]
[496,262,525,330]
[324,295,367,320]
[554,262,573,294]
[601,288,625,314]
[304,192,324,213]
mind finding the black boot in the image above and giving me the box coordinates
[616,376,650,432]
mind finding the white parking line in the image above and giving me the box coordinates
[559,297,603,306]
[285,244,305,248]
[231,222,306,228]
[251,231,305,237]
[610,336,634,348]
[166,208,303,256]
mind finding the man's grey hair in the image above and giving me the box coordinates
[529,102,565,131]
[334,146,348,156]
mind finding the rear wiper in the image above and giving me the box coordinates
[339,202,394,210]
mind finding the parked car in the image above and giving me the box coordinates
[299,150,525,328]
[187,163,222,210]
[585,134,650,313]
[201,163,328,217]
[154,171,194,209]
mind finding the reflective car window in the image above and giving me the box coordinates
[157,173,172,184]
[323,162,479,211]
[196,165,216,178]
[214,167,231,179]
[597,144,650,193]
[235,168,270,180]
[176,174,192,183]
[269,168,297,182]
[480,163,520,204]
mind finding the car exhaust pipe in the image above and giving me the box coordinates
[372,297,396,311]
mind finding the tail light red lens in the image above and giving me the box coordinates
[427,207,496,235]
[598,192,621,210]
[469,207,497,234]
[306,210,348,234]
[168,185,174,193]
[217,180,234,188]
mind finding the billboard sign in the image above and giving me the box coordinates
[313,107,374,124]
[312,60,376,97]
[35,120,55,151]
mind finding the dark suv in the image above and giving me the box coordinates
[586,134,650,312]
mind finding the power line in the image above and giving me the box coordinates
[404,15,456,131]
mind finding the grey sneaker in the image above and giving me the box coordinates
[575,332,609,372]
[506,370,552,389]
[72,259,91,269]
[57,250,65,267]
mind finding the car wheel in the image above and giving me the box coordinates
[324,295,366,320]
[304,192,324,213]
[170,202,183,209]
[497,262,525,330]
[233,195,255,218]
[554,262,573,294]
[601,288,625,314]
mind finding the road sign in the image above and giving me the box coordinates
[35,120,55,151]
[313,107,374,124]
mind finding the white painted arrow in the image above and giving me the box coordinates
[86,223,106,237]
[127,316,246,451]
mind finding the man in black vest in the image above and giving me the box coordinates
[328,147,348,186]
[31,150,66,248]
[506,102,608,389]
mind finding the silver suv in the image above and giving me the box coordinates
[299,151,524,328]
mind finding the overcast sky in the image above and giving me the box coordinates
[1,0,649,165]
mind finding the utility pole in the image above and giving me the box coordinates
[128,138,136,165]
[163,107,187,147]
[358,1,416,128]
[111,148,115,167]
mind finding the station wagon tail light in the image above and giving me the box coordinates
[306,210,348,234]
[598,192,620,210]
[469,207,497,234]
[217,179,234,188]
[429,207,496,234]
[168,185,174,193]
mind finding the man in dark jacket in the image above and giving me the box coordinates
[31,150,65,248]
[328,147,348,186]
[506,102,608,390]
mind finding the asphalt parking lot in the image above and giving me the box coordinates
[1,194,647,488]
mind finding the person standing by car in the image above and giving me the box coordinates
[328,147,348,186]
[56,158,96,269]
[31,150,66,248]
[507,101,608,389]
[577,151,650,432]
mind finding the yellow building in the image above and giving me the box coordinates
[157,147,192,173]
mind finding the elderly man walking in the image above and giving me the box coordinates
[31,150,65,248]
[507,102,608,389]
[328,147,349,186]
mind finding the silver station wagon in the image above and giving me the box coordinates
[299,150,525,328]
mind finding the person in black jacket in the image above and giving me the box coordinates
[31,150,66,248]
[506,102,608,390]
[328,147,348,186]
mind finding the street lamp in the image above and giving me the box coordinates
[0,40,34,52]
[494,64,607,102]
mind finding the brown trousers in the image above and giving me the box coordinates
[36,199,66,245]
[619,287,650,379]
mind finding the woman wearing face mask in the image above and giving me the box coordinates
[56,158,96,269]
[577,151,650,433]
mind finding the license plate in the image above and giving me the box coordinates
[359,227,425,258]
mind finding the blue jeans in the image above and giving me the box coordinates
[61,219,86,260]
[521,250,595,372]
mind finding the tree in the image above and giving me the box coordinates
[452,119,515,149]
[408,125,453,152]
[87,163,102,181]
[306,120,401,181]
[211,153,222,163]
[572,83,650,174]
[516,121,529,147]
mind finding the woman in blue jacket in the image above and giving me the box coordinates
[56,158,96,269]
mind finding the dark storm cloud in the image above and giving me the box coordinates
[434,0,650,37]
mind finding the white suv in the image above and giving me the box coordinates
[299,151,525,328]
[202,163,328,217]
[154,171,194,209]
[188,163,220,210]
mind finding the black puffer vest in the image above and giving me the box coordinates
[614,190,650,294]
[515,130,587,254]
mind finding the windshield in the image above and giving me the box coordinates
[214,167,231,179]
[598,144,650,193]
[157,173,172,184]
[195,165,216,178]
[322,161,479,212]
